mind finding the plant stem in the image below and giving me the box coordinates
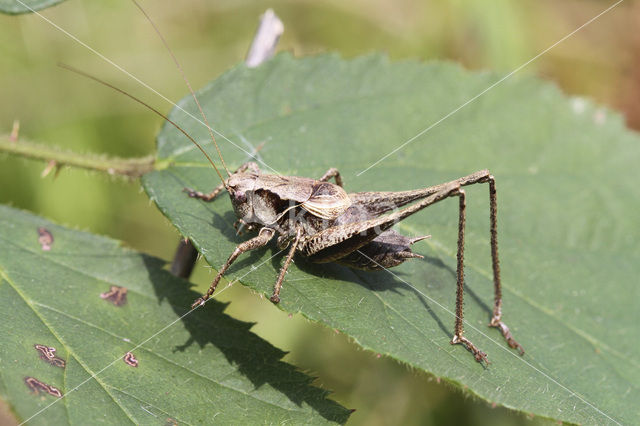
[0,135,154,178]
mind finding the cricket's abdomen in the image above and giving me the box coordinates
[298,200,429,268]
[334,230,426,270]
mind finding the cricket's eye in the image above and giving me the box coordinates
[235,191,247,203]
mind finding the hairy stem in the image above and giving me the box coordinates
[0,135,154,178]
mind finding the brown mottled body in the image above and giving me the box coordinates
[186,165,524,364]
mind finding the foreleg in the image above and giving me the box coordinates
[191,227,275,308]
[184,161,260,201]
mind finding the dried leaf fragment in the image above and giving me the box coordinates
[100,285,128,306]
[37,227,53,251]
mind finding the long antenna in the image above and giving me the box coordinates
[131,0,231,177]
[57,63,228,187]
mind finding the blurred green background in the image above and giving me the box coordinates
[0,0,636,424]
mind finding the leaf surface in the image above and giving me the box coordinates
[143,53,640,424]
[0,205,350,425]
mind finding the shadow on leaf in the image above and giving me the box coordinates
[142,255,351,424]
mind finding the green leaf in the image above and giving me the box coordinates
[0,205,351,425]
[143,53,640,425]
[0,0,65,15]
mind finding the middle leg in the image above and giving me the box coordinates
[270,228,303,303]
[318,167,343,187]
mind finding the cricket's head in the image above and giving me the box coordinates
[226,172,257,220]
[226,172,285,227]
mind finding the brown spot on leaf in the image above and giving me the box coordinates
[34,344,66,368]
[165,418,178,426]
[24,377,62,398]
[100,285,128,306]
[37,227,53,251]
[123,351,138,367]
[48,357,66,368]
[34,344,55,359]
